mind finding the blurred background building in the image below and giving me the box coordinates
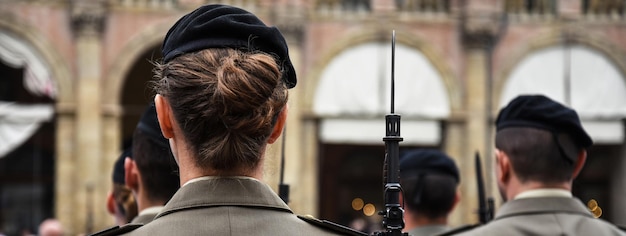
[0,0,625,234]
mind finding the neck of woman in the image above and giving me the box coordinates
[177,151,265,185]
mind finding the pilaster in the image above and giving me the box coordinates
[269,5,311,215]
[299,118,320,215]
[461,4,500,224]
[284,32,308,215]
[70,0,107,234]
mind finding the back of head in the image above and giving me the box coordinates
[495,95,593,184]
[133,103,180,203]
[153,4,292,173]
[399,149,459,219]
[496,128,577,183]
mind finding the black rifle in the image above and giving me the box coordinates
[374,30,408,236]
[278,127,289,204]
[475,151,494,224]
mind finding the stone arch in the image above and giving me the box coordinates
[103,21,174,108]
[0,17,73,105]
[494,28,626,146]
[303,29,460,113]
[493,27,626,114]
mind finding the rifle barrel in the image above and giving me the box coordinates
[376,30,407,236]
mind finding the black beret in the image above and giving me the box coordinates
[113,147,131,184]
[162,4,296,88]
[496,95,592,148]
[135,102,170,149]
[400,149,460,183]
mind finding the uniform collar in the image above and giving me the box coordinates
[131,206,164,224]
[138,206,164,216]
[494,197,593,221]
[407,224,449,236]
[514,188,572,200]
[182,175,256,187]
[156,177,291,219]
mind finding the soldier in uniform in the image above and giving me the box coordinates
[93,106,179,236]
[457,95,625,236]
[399,149,460,236]
[105,148,138,226]
[93,148,141,236]
[124,4,360,235]
[124,103,179,224]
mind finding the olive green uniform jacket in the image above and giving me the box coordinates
[126,177,346,236]
[456,197,625,236]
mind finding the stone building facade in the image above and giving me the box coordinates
[0,0,625,235]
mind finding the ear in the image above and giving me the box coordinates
[495,149,511,184]
[267,105,288,144]
[106,191,116,215]
[124,157,140,192]
[571,150,587,179]
[155,94,174,139]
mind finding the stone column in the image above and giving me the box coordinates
[70,1,106,234]
[54,103,77,235]
[284,45,310,215]
[267,9,317,215]
[298,118,320,215]
[461,5,500,224]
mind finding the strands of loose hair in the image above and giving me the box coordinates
[152,48,287,173]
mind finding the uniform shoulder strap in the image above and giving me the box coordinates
[298,215,368,236]
[89,223,143,236]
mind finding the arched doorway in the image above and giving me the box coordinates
[0,31,57,235]
[314,42,451,232]
[500,44,626,224]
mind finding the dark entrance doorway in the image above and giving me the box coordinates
[318,143,429,233]
[120,46,162,147]
[0,61,55,235]
[573,144,623,223]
